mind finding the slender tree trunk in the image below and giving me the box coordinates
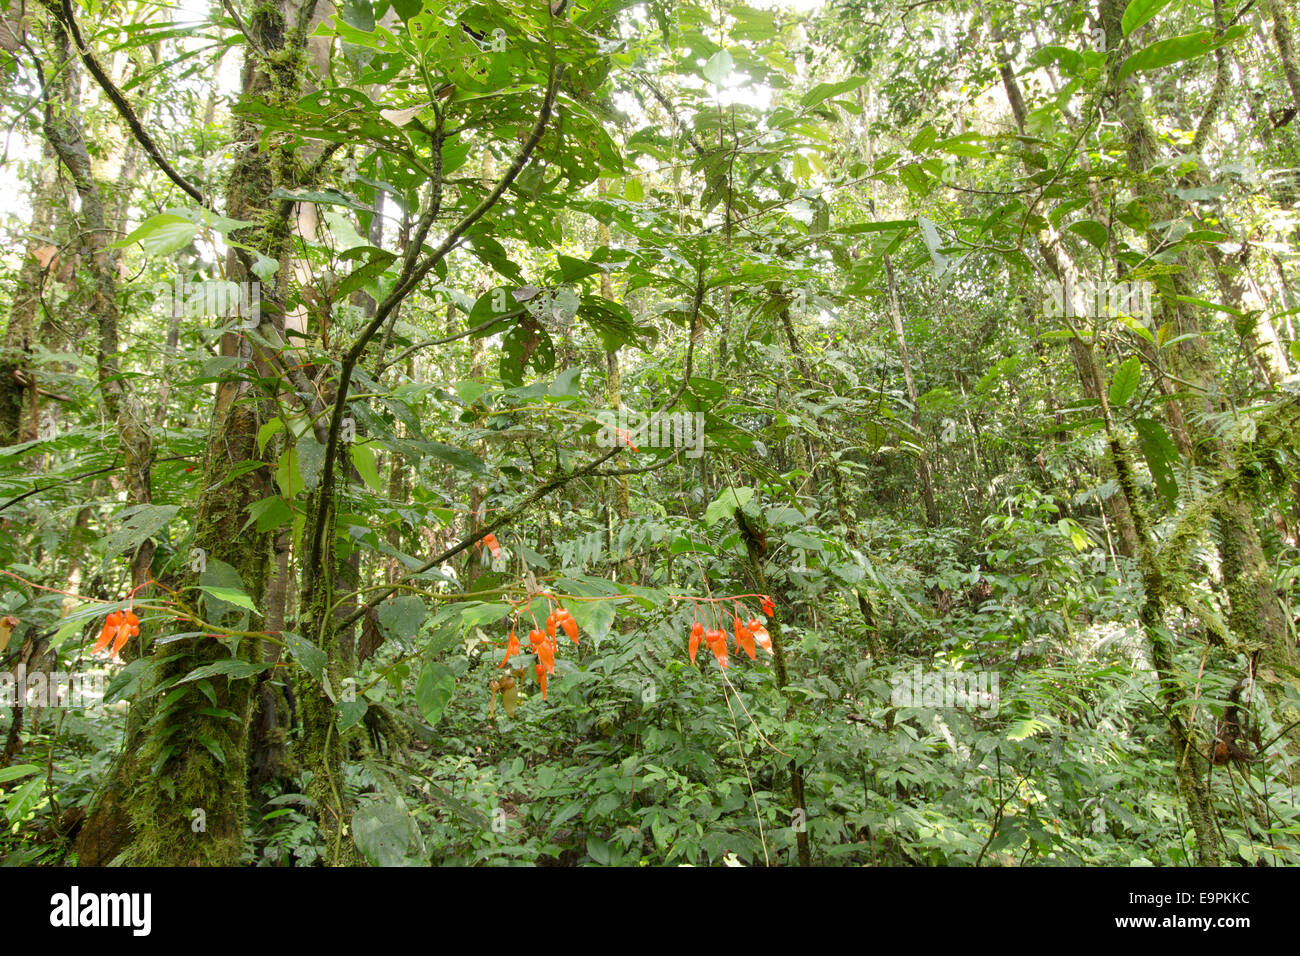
[883,255,939,527]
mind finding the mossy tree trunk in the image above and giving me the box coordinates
[76,0,315,866]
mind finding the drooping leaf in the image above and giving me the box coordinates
[1135,417,1180,506]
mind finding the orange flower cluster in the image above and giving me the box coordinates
[499,603,580,700]
[686,595,775,670]
[93,608,139,656]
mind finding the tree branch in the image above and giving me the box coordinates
[44,0,209,208]
[306,65,566,584]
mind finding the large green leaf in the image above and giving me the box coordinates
[284,631,328,683]
[109,213,197,255]
[1121,0,1175,35]
[415,661,455,725]
[177,659,271,684]
[353,798,420,866]
[98,504,180,558]
[1135,417,1180,506]
[378,596,427,644]
[1118,28,1246,81]
[1108,356,1141,407]
[705,487,755,526]
[566,599,616,641]
[200,559,255,623]
[702,49,734,85]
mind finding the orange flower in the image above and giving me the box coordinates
[555,607,579,643]
[747,619,773,656]
[545,612,557,641]
[527,627,555,675]
[500,629,520,668]
[704,628,728,669]
[689,621,703,664]
[761,595,775,617]
[535,662,548,700]
[482,533,502,558]
[114,611,139,655]
[93,609,138,656]
[92,611,123,654]
[733,615,756,661]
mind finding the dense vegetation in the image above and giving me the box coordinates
[0,0,1298,867]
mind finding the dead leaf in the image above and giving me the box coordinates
[379,103,428,127]
[31,243,58,269]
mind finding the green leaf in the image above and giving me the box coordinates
[243,496,293,534]
[548,366,582,399]
[378,596,426,644]
[1135,417,1180,507]
[109,213,197,255]
[403,440,486,474]
[586,834,612,865]
[103,658,153,704]
[0,764,40,784]
[257,417,285,454]
[98,504,180,559]
[799,76,869,109]
[415,661,455,725]
[702,49,734,85]
[285,631,327,683]
[459,602,511,629]
[1067,220,1109,253]
[349,442,383,492]
[275,447,304,499]
[566,599,616,641]
[337,698,368,732]
[1121,0,1175,35]
[353,798,419,867]
[197,734,227,765]
[1006,717,1048,741]
[705,486,754,526]
[1108,356,1141,407]
[200,559,256,622]
[1028,45,1084,76]
[4,776,43,824]
[199,585,258,613]
[783,531,824,550]
[177,660,270,684]
[1118,28,1246,82]
[294,431,326,492]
